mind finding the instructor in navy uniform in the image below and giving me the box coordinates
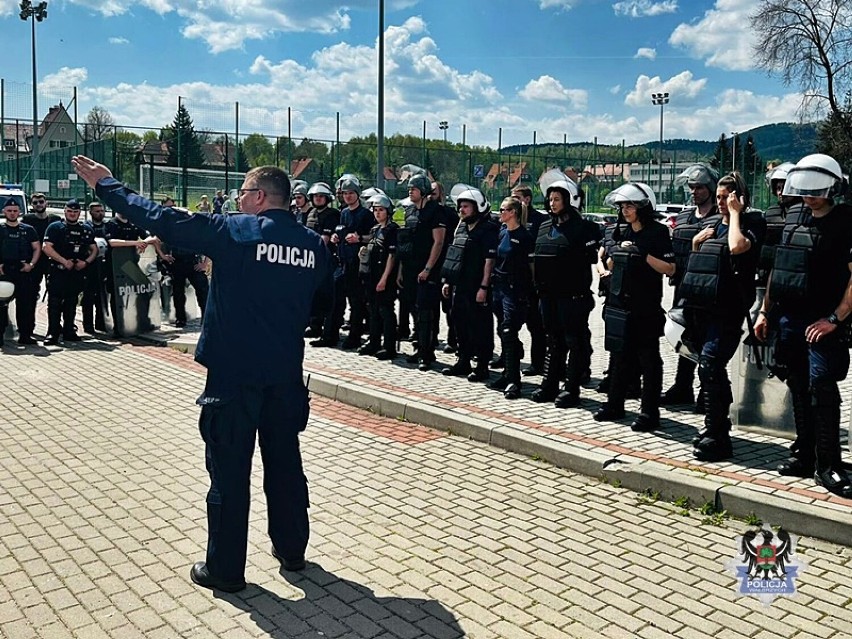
[72,155,334,593]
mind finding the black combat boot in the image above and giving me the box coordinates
[501,337,523,399]
[468,360,490,383]
[777,391,816,477]
[531,339,564,403]
[812,385,852,499]
[442,358,472,377]
[489,352,505,370]
[693,382,733,462]
[661,357,696,405]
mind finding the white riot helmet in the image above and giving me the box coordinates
[336,174,361,195]
[664,307,699,362]
[783,154,846,198]
[765,162,795,189]
[604,182,656,212]
[291,180,309,197]
[450,183,489,215]
[95,237,109,258]
[307,182,334,203]
[539,169,582,213]
[673,163,719,191]
[368,193,393,211]
[361,187,386,201]
[0,281,15,303]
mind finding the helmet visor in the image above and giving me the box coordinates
[604,183,654,210]
[782,166,837,197]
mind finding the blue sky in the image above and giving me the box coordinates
[1,0,805,147]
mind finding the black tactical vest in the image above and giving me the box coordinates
[441,223,470,285]
[678,238,732,307]
[758,203,803,287]
[533,217,597,297]
[671,207,718,287]
[608,244,645,310]
[0,225,34,264]
[770,207,819,305]
[396,205,420,262]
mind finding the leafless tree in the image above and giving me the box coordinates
[752,0,852,143]
[82,106,118,142]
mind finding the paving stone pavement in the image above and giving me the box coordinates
[1,338,851,639]
[145,285,852,546]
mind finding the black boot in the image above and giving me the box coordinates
[661,357,696,405]
[777,390,815,477]
[442,358,471,377]
[595,352,626,420]
[501,336,522,399]
[532,339,564,403]
[468,361,490,383]
[812,385,852,499]
[489,352,505,370]
[693,381,733,462]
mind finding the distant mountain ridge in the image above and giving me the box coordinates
[501,122,818,164]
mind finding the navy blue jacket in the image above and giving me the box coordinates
[95,177,333,398]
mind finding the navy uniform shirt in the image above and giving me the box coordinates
[95,177,334,398]
[0,223,38,269]
[44,220,96,266]
[611,221,675,313]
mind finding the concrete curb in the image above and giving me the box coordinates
[304,371,852,548]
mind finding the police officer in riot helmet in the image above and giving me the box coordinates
[305,182,340,340]
[440,185,499,382]
[594,183,675,431]
[680,172,765,461]
[511,184,548,376]
[316,175,373,350]
[41,199,99,345]
[291,181,310,225]
[0,198,41,345]
[662,163,721,410]
[431,181,459,354]
[357,193,400,359]
[396,173,447,370]
[531,170,602,407]
[757,162,804,294]
[487,196,535,399]
[755,154,852,498]
[82,201,109,333]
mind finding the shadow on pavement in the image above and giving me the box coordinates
[217,562,465,638]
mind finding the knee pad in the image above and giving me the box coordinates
[810,381,840,406]
[698,354,724,386]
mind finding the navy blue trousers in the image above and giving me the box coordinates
[198,383,310,582]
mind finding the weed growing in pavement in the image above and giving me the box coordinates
[637,488,661,504]
[672,496,691,516]
[697,501,729,526]
[744,512,762,526]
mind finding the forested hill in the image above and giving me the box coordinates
[501,122,818,164]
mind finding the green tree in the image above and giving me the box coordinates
[816,91,852,169]
[161,103,206,169]
[712,133,728,172]
[82,106,117,142]
[113,129,142,183]
[242,133,274,167]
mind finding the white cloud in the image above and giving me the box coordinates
[610,85,622,95]
[613,0,678,17]
[624,70,707,106]
[669,0,760,70]
[108,37,130,45]
[41,1,421,53]
[41,67,89,94]
[537,0,580,10]
[519,76,588,109]
[634,48,656,60]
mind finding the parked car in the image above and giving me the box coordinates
[582,212,618,230]
[655,204,688,234]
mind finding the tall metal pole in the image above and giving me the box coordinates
[19,1,49,185]
[376,0,385,188]
[651,92,669,203]
[731,132,737,172]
